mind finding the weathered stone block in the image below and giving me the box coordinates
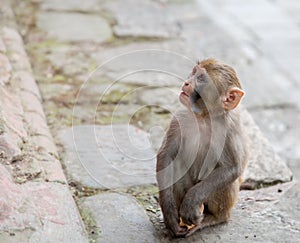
[0,164,88,242]
[2,27,24,46]
[241,108,293,186]
[0,86,27,160]
[20,90,45,118]
[0,53,12,85]
[0,133,21,162]
[37,12,112,43]
[57,125,156,189]
[23,111,50,137]
[12,71,42,100]
[31,135,58,158]
[79,192,158,243]
[40,0,103,13]
[90,42,192,87]
[0,37,7,53]
[103,0,181,38]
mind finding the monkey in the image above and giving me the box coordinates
[156,58,248,237]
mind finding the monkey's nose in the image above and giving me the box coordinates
[184,81,189,86]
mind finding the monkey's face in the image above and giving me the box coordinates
[180,61,245,115]
[179,78,194,108]
[179,65,216,113]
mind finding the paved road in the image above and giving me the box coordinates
[1,0,299,242]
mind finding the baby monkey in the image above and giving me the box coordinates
[156,59,248,237]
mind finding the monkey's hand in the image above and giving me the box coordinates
[180,197,203,227]
[164,213,188,237]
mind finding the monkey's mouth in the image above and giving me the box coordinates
[180,91,189,97]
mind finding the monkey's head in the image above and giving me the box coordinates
[179,58,245,116]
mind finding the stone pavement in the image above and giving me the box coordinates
[0,0,88,242]
[0,0,299,242]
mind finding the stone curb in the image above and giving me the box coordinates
[0,0,88,241]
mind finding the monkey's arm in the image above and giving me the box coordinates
[180,162,242,226]
[156,120,187,237]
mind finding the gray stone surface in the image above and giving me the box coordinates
[0,37,6,53]
[171,182,300,242]
[137,87,181,113]
[250,107,300,180]
[90,41,193,87]
[0,1,88,241]
[238,57,298,108]
[40,0,103,12]
[57,125,156,189]
[221,0,300,83]
[0,86,26,162]
[46,45,91,76]
[277,0,300,25]
[102,0,181,38]
[241,108,293,185]
[196,0,300,108]
[1,27,32,72]
[79,192,158,243]
[0,53,12,85]
[37,12,112,43]
[0,164,88,243]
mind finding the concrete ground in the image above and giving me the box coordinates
[0,0,299,242]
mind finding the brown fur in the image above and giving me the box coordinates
[156,59,248,237]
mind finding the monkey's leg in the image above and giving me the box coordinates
[186,179,239,237]
[204,179,239,227]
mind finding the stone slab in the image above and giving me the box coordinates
[46,45,91,76]
[1,27,31,72]
[102,0,181,38]
[239,58,299,109]
[136,87,181,113]
[0,133,21,162]
[250,107,300,180]
[0,37,6,53]
[0,86,26,162]
[241,108,293,186]
[37,12,112,43]
[57,125,156,189]
[90,41,193,87]
[0,52,12,85]
[40,0,103,13]
[0,86,27,140]
[79,192,158,243]
[12,70,42,101]
[277,0,300,25]
[0,164,88,242]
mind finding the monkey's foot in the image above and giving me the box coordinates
[173,225,189,238]
[185,224,202,237]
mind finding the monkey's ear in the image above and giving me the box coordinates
[222,87,245,110]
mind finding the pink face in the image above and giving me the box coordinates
[179,78,194,108]
[180,64,245,112]
[179,65,207,109]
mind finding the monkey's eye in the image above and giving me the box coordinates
[195,73,209,84]
[195,73,204,82]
